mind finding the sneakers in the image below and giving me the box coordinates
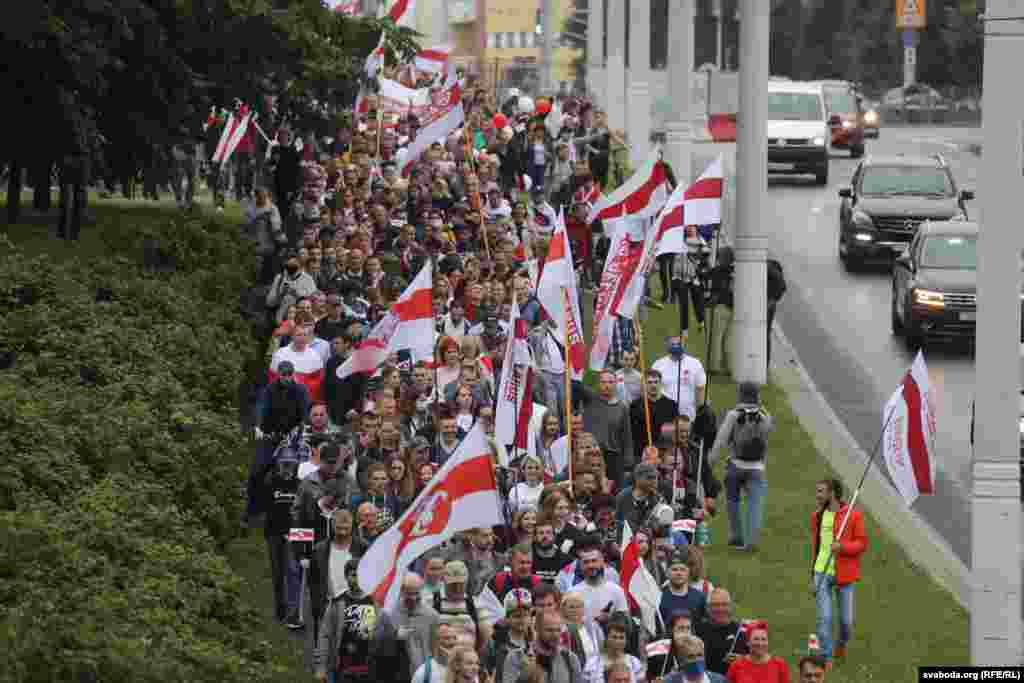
[727,538,744,549]
[284,610,304,630]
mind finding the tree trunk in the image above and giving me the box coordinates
[32,161,52,212]
[7,160,22,224]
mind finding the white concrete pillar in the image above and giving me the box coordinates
[665,1,695,185]
[628,0,652,166]
[972,0,1023,666]
[587,0,605,106]
[604,0,627,133]
[731,0,768,385]
[540,0,554,94]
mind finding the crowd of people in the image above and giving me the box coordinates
[240,71,863,683]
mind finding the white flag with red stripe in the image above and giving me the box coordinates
[586,148,669,224]
[589,216,647,370]
[495,295,535,464]
[537,209,586,380]
[358,422,503,607]
[414,44,452,73]
[399,81,464,177]
[621,521,662,635]
[269,346,326,403]
[882,351,937,505]
[654,155,723,257]
[211,109,253,165]
[336,263,434,380]
[356,78,431,119]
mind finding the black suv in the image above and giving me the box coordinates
[838,154,974,269]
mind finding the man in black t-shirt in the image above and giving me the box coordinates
[532,516,571,585]
[314,558,377,682]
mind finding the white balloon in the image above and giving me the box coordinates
[518,96,535,114]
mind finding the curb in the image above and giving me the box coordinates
[769,323,970,608]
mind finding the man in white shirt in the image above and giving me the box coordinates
[651,335,706,420]
[566,539,628,632]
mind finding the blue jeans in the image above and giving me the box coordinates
[814,572,855,660]
[725,463,767,547]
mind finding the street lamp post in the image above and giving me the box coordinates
[731,0,768,386]
[972,0,1023,666]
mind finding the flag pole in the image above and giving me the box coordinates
[562,286,574,485]
[461,123,492,262]
[813,403,899,594]
[634,319,654,449]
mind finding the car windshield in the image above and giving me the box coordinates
[767,92,823,121]
[860,166,953,196]
[920,235,977,269]
[825,90,858,114]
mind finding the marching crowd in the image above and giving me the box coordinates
[241,74,865,683]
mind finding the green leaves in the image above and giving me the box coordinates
[0,211,291,681]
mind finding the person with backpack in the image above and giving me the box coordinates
[765,258,787,371]
[706,383,775,552]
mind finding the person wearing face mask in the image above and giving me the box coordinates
[651,336,707,422]
[314,558,376,683]
[370,574,440,683]
[662,635,727,683]
[268,256,318,324]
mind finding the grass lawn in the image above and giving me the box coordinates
[635,286,969,679]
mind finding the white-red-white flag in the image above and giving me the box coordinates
[399,81,464,176]
[587,148,669,224]
[882,351,937,505]
[325,0,359,14]
[621,521,662,635]
[653,155,723,257]
[414,44,452,74]
[357,422,503,607]
[382,0,416,26]
[211,108,253,165]
[590,216,647,370]
[336,263,434,380]
[537,209,586,380]
[269,345,326,403]
[495,295,535,464]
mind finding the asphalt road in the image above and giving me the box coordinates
[765,125,985,566]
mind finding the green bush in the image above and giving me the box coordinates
[0,213,291,681]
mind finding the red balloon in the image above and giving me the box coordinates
[536,99,552,115]
[493,113,508,129]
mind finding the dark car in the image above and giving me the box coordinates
[838,154,974,269]
[891,221,1024,348]
[817,80,866,157]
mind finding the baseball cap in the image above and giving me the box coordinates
[503,588,533,613]
[277,361,295,376]
[445,560,469,584]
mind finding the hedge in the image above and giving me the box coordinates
[0,211,292,681]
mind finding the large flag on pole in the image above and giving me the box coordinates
[589,217,648,370]
[621,521,662,635]
[653,155,724,257]
[537,209,586,380]
[356,78,432,119]
[211,107,253,165]
[415,45,452,74]
[586,148,669,224]
[882,351,937,505]
[398,81,464,176]
[337,263,434,380]
[358,422,503,607]
[495,295,535,464]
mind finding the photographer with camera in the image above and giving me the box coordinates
[267,255,318,324]
[707,382,774,552]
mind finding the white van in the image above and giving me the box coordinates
[767,80,830,185]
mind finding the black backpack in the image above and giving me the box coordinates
[767,259,787,302]
[731,408,768,462]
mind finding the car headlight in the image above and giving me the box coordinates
[914,289,946,307]
[842,120,853,129]
[854,232,874,242]
[852,210,873,227]
[864,110,878,124]
[812,136,826,146]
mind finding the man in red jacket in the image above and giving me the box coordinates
[811,478,868,666]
